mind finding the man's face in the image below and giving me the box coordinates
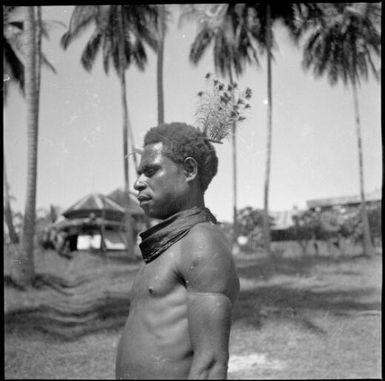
[134,142,188,219]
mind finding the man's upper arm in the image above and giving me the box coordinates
[178,224,239,299]
[177,224,239,378]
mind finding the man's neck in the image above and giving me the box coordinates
[181,192,205,212]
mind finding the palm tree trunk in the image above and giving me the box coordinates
[121,81,129,192]
[352,79,374,256]
[229,69,239,252]
[101,198,107,259]
[35,7,42,96]
[128,112,138,171]
[117,6,135,258]
[13,6,39,287]
[157,4,165,124]
[3,151,19,244]
[116,8,138,174]
[263,3,273,254]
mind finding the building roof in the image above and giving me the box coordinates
[107,188,144,216]
[307,189,381,209]
[62,193,125,221]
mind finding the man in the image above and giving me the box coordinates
[115,122,240,379]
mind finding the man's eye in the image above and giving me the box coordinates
[145,169,156,177]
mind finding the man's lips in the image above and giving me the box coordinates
[137,195,151,203]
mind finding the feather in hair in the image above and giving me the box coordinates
[194,74,252,143]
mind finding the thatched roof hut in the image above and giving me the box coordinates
[107,188,144,216]
[62,193,125,221]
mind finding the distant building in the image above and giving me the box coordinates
[270,209,301,231]
[54,192,143,253]
[307,189,381,211]
[270,209,303,241]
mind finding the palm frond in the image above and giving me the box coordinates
[301,3,381,87]
[41,53,56,74]
[123,5,158,51]
[365,46,380,81]
[102,32,112,74]
[3,37,24,92]
[187,4,262,79]
[190,27,214,64]
[130,38,147,71]
[80,30,102,72]
[178,4,211,29]
[3,5,59,101]
[157,4,171,35]
[61,6,99,49]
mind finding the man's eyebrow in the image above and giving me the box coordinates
[137,164,159,175]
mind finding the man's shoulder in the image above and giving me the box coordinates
[175,221,233,269]
[184,222,230,252]
[175,222,238,297]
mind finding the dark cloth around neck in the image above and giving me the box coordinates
[139,206,217,264]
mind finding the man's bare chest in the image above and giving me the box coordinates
[131,249,185,302]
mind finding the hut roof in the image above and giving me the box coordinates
[62,193,125,221]
[107,188,144,215]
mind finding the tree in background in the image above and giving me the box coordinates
[3,7,23,244]
[180,4,260,251]
[299,3,381,257]
[61,5,158,182]
[61,5,158,256]
[9,6,42,287]
[246,3,308,255]
[236,206,274,251]
[367,203,381,245]
[3,7,21,241]
[156,4,170,124]
[3,5,58,248]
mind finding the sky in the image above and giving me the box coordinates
[3,5,382,223]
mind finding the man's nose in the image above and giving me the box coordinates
[134,175,146,191]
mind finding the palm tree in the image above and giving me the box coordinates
[263,3,274,256]
[3,5,59,250]
[180,4,260,250]
[3,6,23,245]
[62,5,158,180]
[156,4,168,124]
[61,5,158,256]
[9,6,41,287]
[299,3,381,256]
[3,5,58,100]
[246,3,306,254]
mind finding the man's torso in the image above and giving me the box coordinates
[115,222,238,379]
[116,233,193,379]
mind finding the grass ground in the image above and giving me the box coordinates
[4,242,382,379]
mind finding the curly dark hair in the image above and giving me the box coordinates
[143,122,218,192]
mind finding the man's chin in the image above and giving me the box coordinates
[145,208,175,220]
[141,204,160,219]
[140,201,180,220]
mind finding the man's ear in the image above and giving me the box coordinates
[183,157,198,182]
